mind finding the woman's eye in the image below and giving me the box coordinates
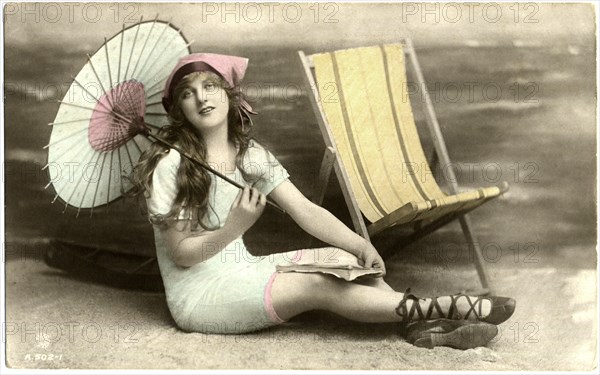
[205,83,215,91]
[182,90,193,98]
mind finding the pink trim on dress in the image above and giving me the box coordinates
[264,272,286,324]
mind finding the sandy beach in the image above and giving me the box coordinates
[4,249,597,370]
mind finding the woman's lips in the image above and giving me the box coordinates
[199,107,215,115]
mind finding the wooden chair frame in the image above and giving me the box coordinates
[298,38,508,295]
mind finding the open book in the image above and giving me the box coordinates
[276,263,384,281]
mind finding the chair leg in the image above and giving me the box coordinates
[458,214,494,295]
[376,210,494,296]
[406,39,493,295]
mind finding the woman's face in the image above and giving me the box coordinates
[179,72,230,134]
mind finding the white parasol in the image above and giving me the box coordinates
[45,18,191,216]
[45,18,284,217]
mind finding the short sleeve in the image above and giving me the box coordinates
[147,149,182,218]
[244,141,290,195]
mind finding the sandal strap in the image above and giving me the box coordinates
[457,294,482,320]
[425,298,436,320]
[408,296,426,320]
[395,288,423,322]
[431,296,447,319]
[447,295,463,320]
[395,288,411,322]
[397,290,488,322]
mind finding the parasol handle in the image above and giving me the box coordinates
[144,132,286,214]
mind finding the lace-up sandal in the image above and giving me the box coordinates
[395,289,516,325]
[406,319,499,350]
[454,293,516,324]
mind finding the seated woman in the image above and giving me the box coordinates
[130,53,515,350]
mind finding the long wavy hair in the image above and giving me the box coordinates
[128,71,257,230]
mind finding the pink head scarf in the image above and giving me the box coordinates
[161,53,256,117]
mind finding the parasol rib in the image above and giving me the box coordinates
[122,142,135,180]
[137,22,183,83]
[143,122,160,130]
[110,81,137,119]
[76,152,103,217]
[68,75,134,125]
[123,16,143,83]
[117,79,142,118]
[70,77,120,119]
[135,19,172,83]
[43,136,89,170]
[145,100,162,107]
[145,89,164,101]
[130,16,158,80]
[89,152,109,216]
[117,24,125,85]
[143,122,163,130]
[57,99,131,125]
[130,137,143,155]
[116,146,126,195]
[106,150,115,206]
[43,127,88,149]
[103,38,116,111]
[143,42,194,97]
[62,147,100,212]
[48,118,90,126]
[86,53,114,108]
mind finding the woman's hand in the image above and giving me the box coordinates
[269,181,387,276]
[357,242,386,276]
[224,186,266,235]
[163,186,264,267]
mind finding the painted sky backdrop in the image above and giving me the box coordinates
[4,2,596,50]
[4,2,597,162]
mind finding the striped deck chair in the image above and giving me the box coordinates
[298,40,509,294]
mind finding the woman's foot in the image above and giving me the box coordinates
[405,319,499,350]
[396,289,516,325]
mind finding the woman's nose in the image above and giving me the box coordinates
[195,90,208,104]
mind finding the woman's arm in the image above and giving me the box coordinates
[162,220,239,267]
[270,180,385,272]
[163,186,266,267]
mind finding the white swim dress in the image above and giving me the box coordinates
[147,141,302,334]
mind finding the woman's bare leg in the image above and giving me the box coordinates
[271,272,492,323]
[271,272,401,322]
